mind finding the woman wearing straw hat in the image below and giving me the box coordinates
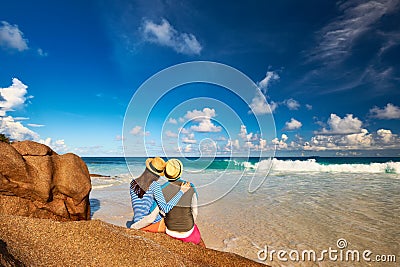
[129,157,191,233]
[161,159,204,246]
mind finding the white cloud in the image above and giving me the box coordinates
[225,139,240,151]
[249,91,276,115]
[310,0,399,63]
[0,21,28,51]
[239,125,253,140]
[190,118,221,132]
[216,136,227,141]
[184,144,192,153]
[377,129,394,143]
[129,126,150,136]
[37,48,48,57]
[0,78,29,116]
[182,133,196,143]
[304,128,374,151]
[249,70,280,115]
[184,108,221,133]
[302,126,400,151]
[184,108,216,121]
[168,118,177,124]
[142,18,202,55]
[0,116,39,140]
[259,138,267,150]
[369,103,400,119]
[178,127,190,135]
[257,71,280,93]
[284,98,300,110]
[343,129,373,147]
[306,104,313,110]
[285,118,302,130]
[130,126,142,135]
[27,123,45,127]
[0,78,40,141]
[244,141,256,149]
[319,114,363,135]
[165,130,178,138]
[272,134,288,149]
[39,138,69,154]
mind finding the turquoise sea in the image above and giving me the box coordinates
[85,157,400,266]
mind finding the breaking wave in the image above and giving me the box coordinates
[239,158,399,174]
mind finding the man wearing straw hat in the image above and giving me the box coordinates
[161,159,204,246]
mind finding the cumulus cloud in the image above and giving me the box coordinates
[303,127,400,151]
[182,133,197,144]
[249,70,280,115]
[129,126,150,136]
[259,138,267,150]
[39,138,69,154]
[0,78,29,116]
[0,21,28,51]
[285,118,302,130]
[226,139,240,151]
[0,116,39,140]
[272,134,288,149]
[257,71,280,93]
[318,114,363,135]
[342,129,373,147]
[183,144,192,153]
[168,117,178,124]
[184,108,216,121]
[249,91,276,115]
[306,104,313,110]
[377,129,395,143]
[0,78,39,141]
[165,130,178,138]
[238,125,253,140]
[284,98,300,110]
[141,18,202,55]
[0,78,73,153]
[184,108,221,133]
[369,103,400,119]
[190,119,221,132]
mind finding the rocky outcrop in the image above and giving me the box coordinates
[0,215,263,266]
[0,141,91,221]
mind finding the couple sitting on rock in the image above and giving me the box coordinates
[129,157,204,246]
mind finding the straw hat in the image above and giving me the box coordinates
[164,159,183,181]
[145,157,166,176]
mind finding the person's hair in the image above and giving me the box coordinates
[130,168,159,198]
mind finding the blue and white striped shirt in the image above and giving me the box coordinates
[130,180,183,223]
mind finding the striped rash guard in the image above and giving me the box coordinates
[130,180,183,223]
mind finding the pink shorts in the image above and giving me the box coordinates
[171,224,201,245]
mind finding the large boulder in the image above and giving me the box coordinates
[0,141,91,221]
[0,215,264,266]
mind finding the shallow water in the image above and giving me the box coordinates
[87,158,400,266]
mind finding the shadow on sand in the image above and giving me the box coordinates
[89,198,101,218]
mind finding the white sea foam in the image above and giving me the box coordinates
[242,159,399,174]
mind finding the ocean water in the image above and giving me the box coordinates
[85,157,400,266]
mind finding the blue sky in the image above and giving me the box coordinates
[1,0,400,157]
